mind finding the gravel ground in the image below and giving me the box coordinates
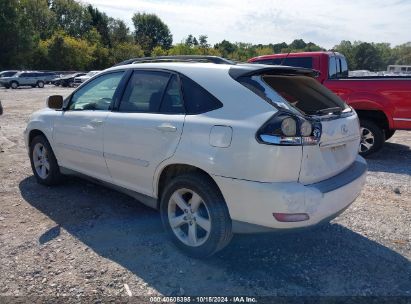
[0,86,410,298]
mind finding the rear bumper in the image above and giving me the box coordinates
[213,155,367,233]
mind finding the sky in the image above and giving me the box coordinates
[85,0,411,49]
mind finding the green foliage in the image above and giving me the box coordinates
[40,31,95,70]
[334,40,411,71]
[132,12,173,55]
[109,43,144,64]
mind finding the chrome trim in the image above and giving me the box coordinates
[393,118,411,121]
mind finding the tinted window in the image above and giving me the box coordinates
[159,75,184,114]
[329,56,338,79]
[119,71,170,113]
[335,57,349,78]
[68,71,124,111]
[180,75,223,114]
[20,73,29,77]
[254,57,313,69]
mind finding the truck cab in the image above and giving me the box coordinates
[249,52,411,155]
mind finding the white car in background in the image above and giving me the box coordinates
[74,70,101,85]
[24,58,367,257]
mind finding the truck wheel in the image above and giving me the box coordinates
[359,119,384,156]
[10,81,18,89]
[29,135,63,186]
[160,173,233,258]
[37,81,45,88]
[385,130,396,140]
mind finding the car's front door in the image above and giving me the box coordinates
[103,70,185,196]
[52,71,125,182]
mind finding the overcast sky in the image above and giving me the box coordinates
[85,0,411,49]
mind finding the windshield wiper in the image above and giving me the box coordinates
[315,107,342,115]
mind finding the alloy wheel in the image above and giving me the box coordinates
[167,188,211,247]
[33,143,50,179]
[359,127,375,153]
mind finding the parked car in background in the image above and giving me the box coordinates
[42,72,58,84]
[53,73,86,87]
[25,58,366,257]
[0,70,19,78]
[0,101,3,115]
[249,52,411,155]
[0,71,48,89]
[74,71,100,85]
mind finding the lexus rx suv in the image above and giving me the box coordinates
[25,60,367,257]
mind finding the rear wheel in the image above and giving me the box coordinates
[37,81,45,88]
[29,135,62,186]
[359,119,384,156]
[10,81,18,89]
[160,173,233,258]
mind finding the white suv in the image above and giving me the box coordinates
[25,59,367,257]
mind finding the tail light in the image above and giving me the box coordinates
[256,111,322,146]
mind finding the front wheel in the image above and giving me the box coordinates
[37,81,45,88]
[29,135,62,185]
[359,119,384,156]
[10,81,18,89]
[160,173,233,258]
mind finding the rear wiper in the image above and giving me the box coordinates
[315,107,342,115]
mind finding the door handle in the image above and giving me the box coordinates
[90,119,104,127]
[156,123,177,132]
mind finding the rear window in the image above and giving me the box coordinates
[238,75,348,116]
[253,57,313,69]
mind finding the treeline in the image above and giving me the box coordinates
[1,0,410,71]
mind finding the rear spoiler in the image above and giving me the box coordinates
[229,65,320,79]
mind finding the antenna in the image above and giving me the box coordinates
[280,50,292,65]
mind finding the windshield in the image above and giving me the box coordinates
[238,74,349,116]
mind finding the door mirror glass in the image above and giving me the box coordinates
[47,95,64,110]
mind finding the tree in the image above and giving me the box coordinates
[185,34,194,47]
[109,18,131,44]
[198,35,209,48]
[353,42,382,71]
[50,0,92,38]
[110,42,144,65]
[87,5,110,47]
[0,0,37,69]
[132,12,172,55]
[41,31,95,70]
[214,40,237,57]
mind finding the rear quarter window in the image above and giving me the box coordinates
[180,75,223,114]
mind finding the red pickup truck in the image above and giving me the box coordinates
[248,52,411,155]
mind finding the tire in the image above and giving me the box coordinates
[29,135,62,186]
[10,81,18,89]
[385,129,396,140]
[160,173,233,258]
[37,81,45,88]
[359,119,384,156]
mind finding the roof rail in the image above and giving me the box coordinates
[114,55,235,66]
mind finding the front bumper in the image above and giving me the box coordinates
[213,155,367,233]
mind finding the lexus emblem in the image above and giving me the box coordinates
[341,124,348,135]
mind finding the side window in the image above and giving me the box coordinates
[68,71,124,111]
[159,75,184,114]
[337,57,348,78]
[180,75,223,114]
[329,56,337,79]
[119,71,170,113]
[20,73,28,77]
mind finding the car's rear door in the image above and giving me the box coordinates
[103,70,185,196]
[52,71,125,181]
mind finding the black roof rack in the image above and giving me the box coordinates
[114,55,235,66]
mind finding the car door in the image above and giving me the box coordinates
[18,73,30,85]
[52,71,125,182]
[103,70,185,196]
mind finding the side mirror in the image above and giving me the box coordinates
[47,95,64,110]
